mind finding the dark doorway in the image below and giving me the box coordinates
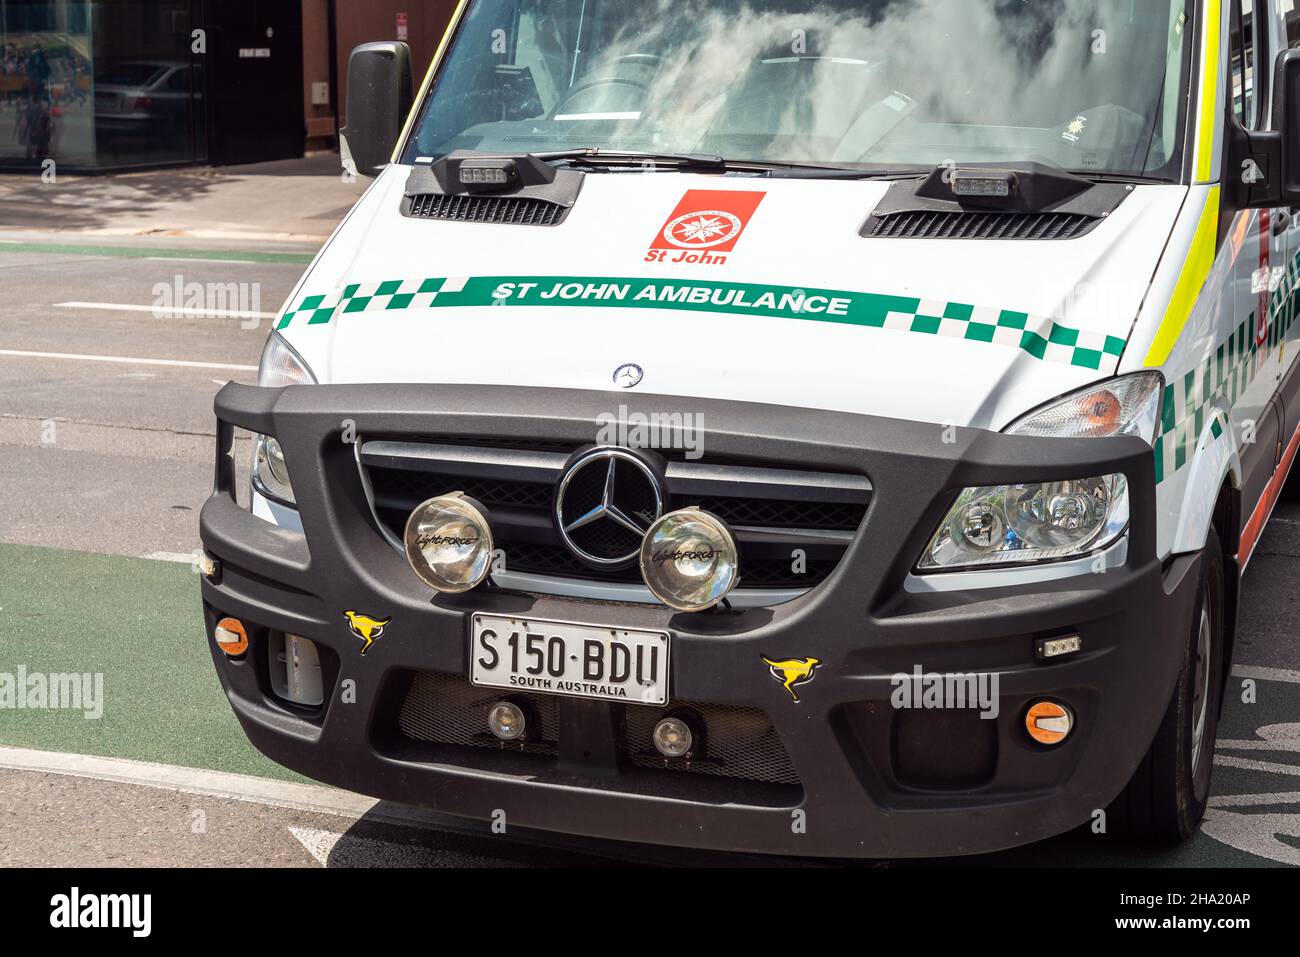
[204,0,304,166]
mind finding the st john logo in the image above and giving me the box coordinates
[344,610,391,656]
[646,190,765,266]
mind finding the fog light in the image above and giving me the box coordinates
[214,617,248,657]
[1025,700,1073,745]
[488,701,526,742]
[653,716,695,758]
[403,493,494,593]
[639,508,739,612]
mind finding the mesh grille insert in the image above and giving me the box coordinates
[868,210,1096,240]
[624,701,799,785]
[397,672,799,786]
[406,193,569,226]
[399,671,561,757]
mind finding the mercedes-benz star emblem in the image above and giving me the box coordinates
[613,363,644,389]
[555,448,664,567]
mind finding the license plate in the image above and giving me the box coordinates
[470,614,670,705]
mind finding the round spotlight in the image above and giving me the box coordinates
[488,701,526,742]
[403,493,494,593]
[639,508,739,612]
[1025,700,1074,746]
[652,716,695,758]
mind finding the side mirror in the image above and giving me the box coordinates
[1230,49,1300,209]
[342,42,414,178]
[1273,49,1300,205]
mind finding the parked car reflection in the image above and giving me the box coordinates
[94,60,200,137]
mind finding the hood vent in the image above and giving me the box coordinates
[865,209,1098,241]
[405,193,569,226]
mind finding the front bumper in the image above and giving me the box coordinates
[200,383,1197,858]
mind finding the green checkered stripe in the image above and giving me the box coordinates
[1154,250,1300,484]
[278,277,458,326]
[881,299,1125,369]
[276,275,1126,371]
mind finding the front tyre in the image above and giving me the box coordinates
[1110,527,1225,840]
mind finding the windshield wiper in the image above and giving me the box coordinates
[538,149,919,179]
[760,164,924,180]
[537,149,732,171]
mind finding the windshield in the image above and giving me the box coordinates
[403,0,1193,179]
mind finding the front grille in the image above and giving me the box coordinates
[371,468,555,512]
[405,193,569,226]
[692,495,863,530]
[360,441,870,599]
[397,672,799,786]
[866,210,1096,240]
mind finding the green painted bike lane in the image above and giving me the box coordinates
[0,542,304,783]
[0,240,313,265]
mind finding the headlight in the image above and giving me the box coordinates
[640,508,740,611]
[251,332,317,507]
[919,475,1129,570]
[253,435,295,505]
[918,374,1157,573]
[1005,372,1163,442]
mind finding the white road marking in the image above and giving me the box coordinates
[1210,791,1300,807]
[290,826,346,866]
[1201,808,1300,866]
[1214,755,1300,777]
[0,348,256,372]
[1217,722,1300,753]
[1232,664,1300,685]
[288,826,470,868]
[143,551,199,564]
[0,746,625,866]
[0,745,463,831]
[145,257,260,266]
[55,301,277,320]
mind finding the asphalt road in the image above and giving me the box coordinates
[0,234,1298,867]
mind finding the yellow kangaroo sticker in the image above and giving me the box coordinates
[762,656,822,702]
[344,611,391,656]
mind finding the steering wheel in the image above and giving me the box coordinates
[550,54,662,119]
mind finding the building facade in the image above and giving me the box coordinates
[0,0,455,171]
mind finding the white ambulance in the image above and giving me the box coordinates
[200,0,1300,857]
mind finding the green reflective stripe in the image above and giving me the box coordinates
[276,275,1127,369]
[1154,248,1300,484]
[278,277,450,328]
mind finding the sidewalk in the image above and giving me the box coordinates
[0,153,368,244]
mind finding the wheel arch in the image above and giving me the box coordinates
[1169,408,1240,710]
[1212,479,1241,713]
